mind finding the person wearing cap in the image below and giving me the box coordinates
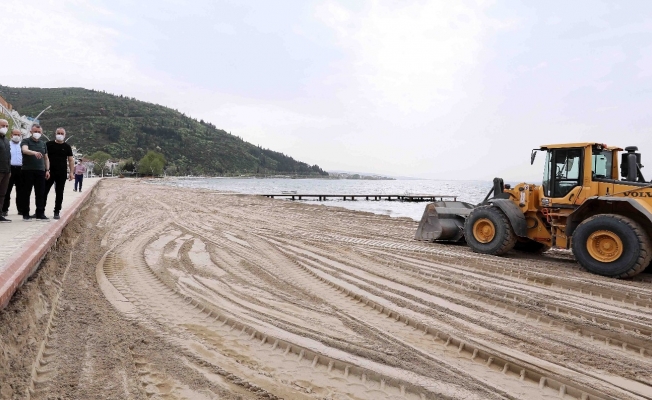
[44,127,73,220]
[0,119,11,222]
[3,128,24,217]
[20,124,50,221]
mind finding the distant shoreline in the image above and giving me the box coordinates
[160,175,396,181]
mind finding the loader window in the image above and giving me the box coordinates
[542,149,583,198]
[542,151,552,196]
[592,150,613,179]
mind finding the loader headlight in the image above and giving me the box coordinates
[541,198,550,206]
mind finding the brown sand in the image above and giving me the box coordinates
[1,179,651,399]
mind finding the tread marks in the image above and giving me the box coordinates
[359,250,652,346]
[90,185,652,400]
[99,237,437,400]
[319,234,652,309]
[279,254,611,399]
[26,252,75,399]
[286,258,623,400]
[236,237,614,399]
[285,244,652,361]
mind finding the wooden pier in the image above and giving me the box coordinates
[260,194,458,202]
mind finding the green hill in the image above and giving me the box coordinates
[0,85,328,176]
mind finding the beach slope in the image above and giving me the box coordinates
[1,179,651,400]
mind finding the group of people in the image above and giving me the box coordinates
[0,120,87,222]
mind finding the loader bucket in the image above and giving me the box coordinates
[415,201,475,242]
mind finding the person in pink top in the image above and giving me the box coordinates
[73,161,87,192]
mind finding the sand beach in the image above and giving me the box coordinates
[1,179,651,399]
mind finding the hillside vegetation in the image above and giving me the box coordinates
[0,85,327,176]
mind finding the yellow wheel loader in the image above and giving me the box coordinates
[415,143,652,278]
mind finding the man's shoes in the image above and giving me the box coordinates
[23,215,32,222]
[54,211,60,220]
[1,211,7,217]
[30,214,50,221]
[0,216,11,223]
[73,189,77,192]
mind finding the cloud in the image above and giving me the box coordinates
[0,0,162,92]
[3,0,647,181]
[517,61,548,73]
[547,16,562,25]
[0,0,226,129]
[213,23,236,36]
[203,102,335,147]
[636,45,652,78]
[315,1,508,119]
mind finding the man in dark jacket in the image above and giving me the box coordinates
[0,119,11,222]
[20,124,50,221]
[44,127,74,220]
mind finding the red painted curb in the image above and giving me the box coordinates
[0,180,101,310]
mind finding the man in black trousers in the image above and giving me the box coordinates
[44,127,74,220]
[20,124,50,221]
[3,128,25,217]
[0,119,11,222]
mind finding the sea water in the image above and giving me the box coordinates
[161,178,494,221]
[162,178,494,220]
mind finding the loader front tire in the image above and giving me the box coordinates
[572,214,651,278]
[464,205,517,256]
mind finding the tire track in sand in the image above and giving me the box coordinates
[176,209,648,398]
[99,228,481,400]
[320,246,652,362]
[234,236,646,400]
[84,180,652,399]
[294,231,652,310]
[25,252,74,399]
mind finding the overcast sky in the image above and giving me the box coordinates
[2,0,651,180]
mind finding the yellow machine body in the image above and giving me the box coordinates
[507,143,652,249]
[416,142,652,278]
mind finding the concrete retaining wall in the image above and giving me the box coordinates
[0,181,100,310]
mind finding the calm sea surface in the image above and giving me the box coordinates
[159,178,494,221]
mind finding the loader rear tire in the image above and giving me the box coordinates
[464,205,517,256]
[572,214,652,278]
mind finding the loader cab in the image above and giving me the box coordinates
[541,147,583,199]
[536,143,622,203]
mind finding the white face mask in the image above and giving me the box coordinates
[11,136,21,143]
[0,127,7,134]
[32,133,42,140]
[56,134,65,142]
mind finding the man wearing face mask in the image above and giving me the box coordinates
[20,124,50,221]
[73,160,86,192]
[2,128,24,218]
[44,127,74,220]
[0,119,12,222]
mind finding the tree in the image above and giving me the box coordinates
[89,151,111,176]
[0,85,331,177]
[106,125,121,141]
[119,158,135,172]
[138,150,166,176]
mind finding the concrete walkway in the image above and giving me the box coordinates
[0,177,101,309]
